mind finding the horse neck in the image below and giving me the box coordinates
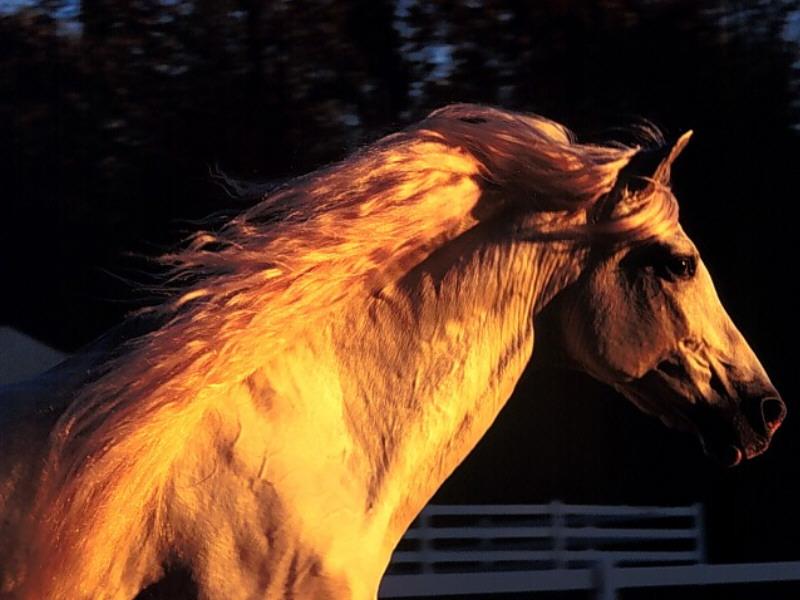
[332,229,587,549]
[158,227,587,594]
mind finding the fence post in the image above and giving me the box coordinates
[419,510,433,574]
[592,556,617,600]
[694,502,707,563]
[550,499,566,569]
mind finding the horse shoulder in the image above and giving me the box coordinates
[162,353,386,599]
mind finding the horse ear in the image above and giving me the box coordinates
[652,130,692,185]
[618,130,693,192]
[594,131,692,224]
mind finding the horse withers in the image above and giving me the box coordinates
[0,105,785,599]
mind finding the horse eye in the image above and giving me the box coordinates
[620,244,697,282]
[661,254,696,280]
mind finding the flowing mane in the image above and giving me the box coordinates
[23,104,681,595]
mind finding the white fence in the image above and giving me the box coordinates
[379,502,800,599]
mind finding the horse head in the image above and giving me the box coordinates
[541,134,785,467]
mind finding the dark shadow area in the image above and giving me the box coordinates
[134,564,198,600]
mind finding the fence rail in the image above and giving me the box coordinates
[379,502,800,599]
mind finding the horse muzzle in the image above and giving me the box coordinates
[611,361,785,467]
[697,392,786,467]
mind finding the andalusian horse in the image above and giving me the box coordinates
[0,104,785,599]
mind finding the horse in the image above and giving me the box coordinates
[0,104,785,599]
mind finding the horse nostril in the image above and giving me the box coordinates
[741,394,786,437]
[761,396,786,433]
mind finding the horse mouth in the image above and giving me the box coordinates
[698,433,771,467]
[699,439,743,467]
[692,387,784,467]
[697,414,773,468]
[618,366,782,468]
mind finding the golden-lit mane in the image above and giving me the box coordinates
[23,104,681,596]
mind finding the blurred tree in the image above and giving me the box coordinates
[1,0,797,348]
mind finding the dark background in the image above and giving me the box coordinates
[1,0,799,585]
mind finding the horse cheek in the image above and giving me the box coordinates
[589,273,667,382]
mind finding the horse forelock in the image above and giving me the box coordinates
[24,103,679,596]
